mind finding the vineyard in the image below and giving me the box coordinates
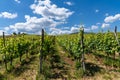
[0,28,120,80]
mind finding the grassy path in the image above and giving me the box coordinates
[46,44,76,80]
[56,44,120,80]
[57,45,76,79]
[84,53,120,80]
[13,55,39,80]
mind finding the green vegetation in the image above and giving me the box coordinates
[1,28,120,80]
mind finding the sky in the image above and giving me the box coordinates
[0,0,120,35]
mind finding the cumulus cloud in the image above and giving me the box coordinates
[50,25,92,35]
[0,29,9,36]
[0,30,4,35]
[84,28,91,32]
[104,14,120,23]
[0,12,17,19]
[50,28,70,35]
[64,1,73,6]
[50,25,80,35]
[91,25,98,30]
[6,15,61,34]
[96,22,101,25]
[50,24,80,35]
[102,23,110,28]
[70,24,91,32]
[14,0,20,3]
[70,27,79,33]
[30,0,74,21]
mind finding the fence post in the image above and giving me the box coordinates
[40,29,44,73]
[3,32,7,70]
[114,26,119,45]
[80,27,85,72]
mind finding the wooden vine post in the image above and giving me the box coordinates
[3,32,7,70]
[40,29,44,73]
[114,26,119,45]
[114,26,120,66]
[10,37,13,66]
[80,26,85,72]
[113,26,117,60]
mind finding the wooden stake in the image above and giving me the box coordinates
[3,32,7,70]
[80,27,85,72]
[40,29,44,73]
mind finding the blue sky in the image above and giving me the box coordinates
[0,0,120,35]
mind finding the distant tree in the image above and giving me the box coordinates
[22,33,27,35]
[18,32,21,35]
[13,32,17,35]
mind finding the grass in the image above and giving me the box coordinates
[0,53,39,80]
[93,51,120,69]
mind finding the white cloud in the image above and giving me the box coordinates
[70,24,91,32]
[0,30,4,35]
[91,25,98,30]
[14,0,20,3]
[104,14,120,23]
[50,28,70,35]
[84,28,91,32]
[49,24,94,35]
[0,12,17,19]
[96,22,101,25]
[70,27,79,33]
[30,0,74,21]
[0,29,9,36]
[102,23,110,28]
[64,2,73,6]
[95,9,99,13]
[6,15,61,34]
[50,25,79,35]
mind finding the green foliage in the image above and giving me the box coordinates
[75,61,81,69]
[57,31,120,68]
[0,35,40,71]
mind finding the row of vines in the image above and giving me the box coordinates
[0,29,57,79]
[0,32,40,71]
[57,26,120,74]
